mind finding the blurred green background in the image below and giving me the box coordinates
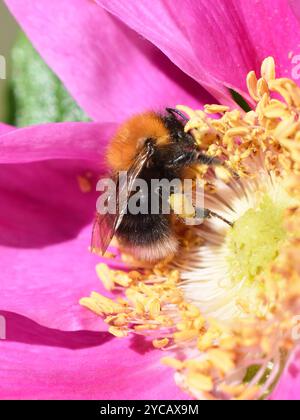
[0,1,18,122]
[0,2,89,126]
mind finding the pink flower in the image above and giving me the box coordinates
[1,0,300,399]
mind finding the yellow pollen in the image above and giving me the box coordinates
[153,338,169,349]
[96,263,114,291]
[77,174,92,193]
[186,372,214,393]
[169,193,196,218]
[214,166,232,183]
[246,71,259,101]
[149,299,161,319]
[108,326,128,338]
[161,357,184,370]
[204,104,230,114]
[207,349,235,374]
[261,57,276,81]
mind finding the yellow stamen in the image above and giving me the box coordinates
[77,174,92,193]
[96,263,114,291]
[204,104,230,114]
[207,349,235,374]
[161,357,184,370]
[108,326,128,338]
[261,56,276,81]
[247,71,259,101]
[153,338,169,348]
[186,372,214,393]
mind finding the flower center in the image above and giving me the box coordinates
[226,194,286,285]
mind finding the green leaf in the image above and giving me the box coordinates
[228,88,252,113]
[11,33,90,127]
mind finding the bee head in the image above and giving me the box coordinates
[164,108,195,146]
[153,142,198,169]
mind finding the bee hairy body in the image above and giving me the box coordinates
[116,161,180,261]
[93,109,230,262]
[105,111,198,261]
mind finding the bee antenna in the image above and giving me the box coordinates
[166,108,189,122]
[204,209,234,227]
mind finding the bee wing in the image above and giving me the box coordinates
[91,143,154,255]
[91,211,116,255]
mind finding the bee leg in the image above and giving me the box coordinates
[196,208,234,227]
[197,153,222,166]
[197,153,239,179]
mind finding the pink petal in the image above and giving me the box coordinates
[0,122,116,164]
[270,345,300,400]
[0,153,129,331]
[0,126,187,400]
[5,0,213,123]
[96,0,300,102]
[0,329,186,399]
[0,123,14,135]
[290,0,300,22]
[0,123,121,331]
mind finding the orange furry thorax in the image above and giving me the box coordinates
[106,112,170,172]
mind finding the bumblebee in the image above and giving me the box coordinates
[92,108,232,261]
